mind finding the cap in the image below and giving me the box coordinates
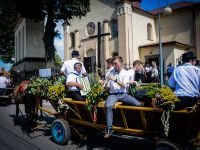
[71,50,80,57]
[182,51,197,62]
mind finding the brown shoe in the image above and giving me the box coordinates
[104,128,113,139]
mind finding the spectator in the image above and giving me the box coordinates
[144,62,152,83]
[166,63,174,79]
[0,72,9,95]
[151,61,159,83]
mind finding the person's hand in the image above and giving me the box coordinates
[76,83,84,90]
[99,80,104,85]
[107,75,116,81]
[130,81,138,86]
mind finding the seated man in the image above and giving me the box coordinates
[168,51,200,110]
[104,56,142,138]
[66,62,85,101]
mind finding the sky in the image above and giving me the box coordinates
[141,0,200,11]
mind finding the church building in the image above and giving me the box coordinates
[64,0,200,73]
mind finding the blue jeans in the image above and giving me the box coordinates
[105,93,141,129]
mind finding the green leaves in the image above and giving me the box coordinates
[25,76,67,101]
[1,0,90,62]
[85,74,103,110]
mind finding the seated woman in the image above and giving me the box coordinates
[66,62,85,101]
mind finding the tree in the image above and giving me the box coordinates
[0,0,90,62]
[0,0,18,63]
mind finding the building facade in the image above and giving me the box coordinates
[13,18,46,81]
[64,0,200,73]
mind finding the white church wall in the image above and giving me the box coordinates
[64,0,117,61]
[160,10,194,46]
[109,37,118,56]
[131,11,156,62]
[68,0,116,42]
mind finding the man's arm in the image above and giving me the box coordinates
[168,72,175,89]
[66,82,83,90]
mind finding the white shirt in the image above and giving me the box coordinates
[60,58,86,77]
[151,68,158,77]
[127,69,136,82]
[168,63,200,97]
[108,69,129,93]
[66,72,82,91]
[0,76,8,88]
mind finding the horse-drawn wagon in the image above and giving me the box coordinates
[37,96,199,150]
[13,77,200,150]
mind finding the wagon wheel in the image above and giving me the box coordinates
[51,118,71,145]
[155,139,183,150]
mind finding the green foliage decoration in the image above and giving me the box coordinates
[85,74,104,110]
[25,76,67,102]
[136,83,160,98]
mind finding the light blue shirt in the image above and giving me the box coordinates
[168,63,200,97]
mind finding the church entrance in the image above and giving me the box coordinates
[84,48,96,73]
[145,54,159,66]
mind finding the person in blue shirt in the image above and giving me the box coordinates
[168,51,200,110]
[166,63,174,79]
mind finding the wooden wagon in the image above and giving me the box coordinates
[39,98,200,150]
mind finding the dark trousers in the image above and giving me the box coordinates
[69,91,85,101]
[175,96,199,110]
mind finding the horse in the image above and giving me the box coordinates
[13,80,41,127]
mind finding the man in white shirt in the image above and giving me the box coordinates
[66,62,85,101]
[104,56,142,138]
[127,60,144,86]
[168,51,200,109]
[0,72,9,95]
[60,50,87,78]
[105,58,114,79]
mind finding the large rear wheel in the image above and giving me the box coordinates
[51,118,71,145]
[155,139,183,150]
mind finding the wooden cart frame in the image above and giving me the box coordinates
[39,98,200,149]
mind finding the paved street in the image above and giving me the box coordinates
[0,102,155,150]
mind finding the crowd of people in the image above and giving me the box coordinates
[0,68,11,95]
[60,49,200,139]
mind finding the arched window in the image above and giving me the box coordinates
[70,32,75,47]
[110,19,118,38]
[147,23,153,40]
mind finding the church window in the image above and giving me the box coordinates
[86,22,95,35]
[70,32,75,47]
[110,19,118,38]
[147,23,153,40]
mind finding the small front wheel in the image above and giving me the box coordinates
[51,118,71,145]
